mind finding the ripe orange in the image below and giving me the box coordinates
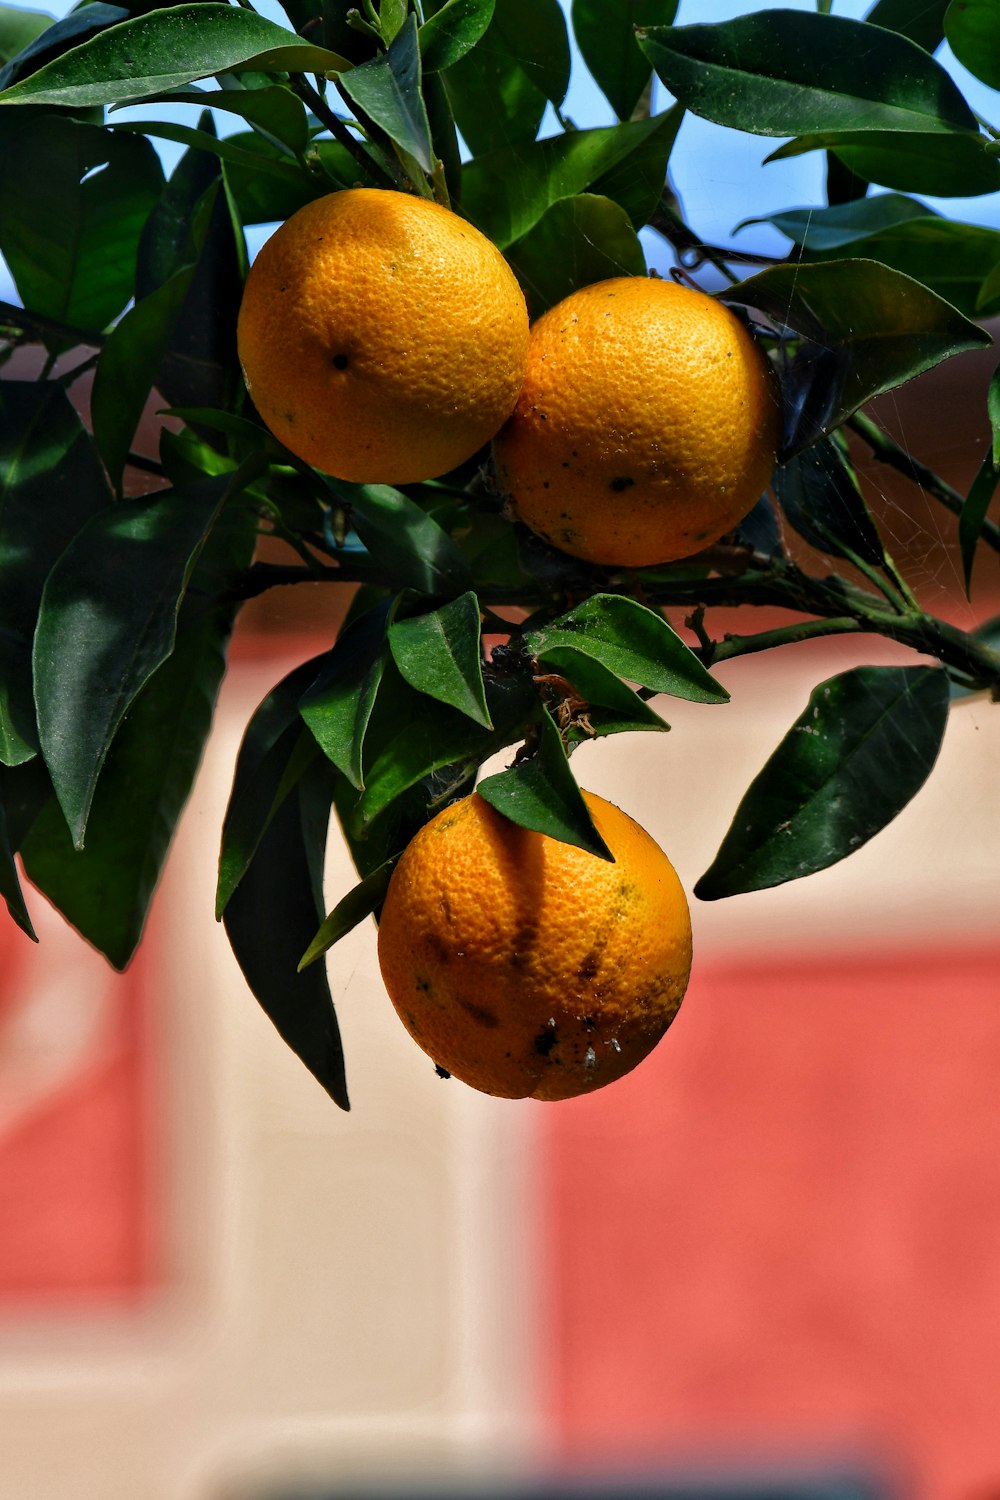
[492,275,781,567]
[377,789,692,1100]
[237,188,530,483]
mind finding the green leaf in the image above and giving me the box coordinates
[337,480,473,596]
[695,665,950,899]
[767,130,1000,198]
[526,593,729,704]
[477,707,613,860]
[864,0,949,53]
[298,855,396,971]
[91,179,218,490]
[221,130,359,224]
[338,12,434,174]
[0,2,349,107]
[945,0,1000,90]
[532,644,670,738]
[507,194,646,317]
[389,591,491,729]
[216,657,327,919]
[572,0,677,120]
[223,756,350,1109]
[460,109,680,248]
[742,193,934,251]
[435,0,570,155]
[419,0,494,73]
[134,80,310,157]
[23,503,255,968]
[299,600,392,789]
[773,438,886,568]
[33,475,233,848]
[638,12,979,137]
[0,3,125,92]
[0,4,54,66]
[0,767,40,939]
[0,114,163,338]
[723,259,993,453]
[0,758,52,940]
[0,383,113,767]
[960,365,1000,595]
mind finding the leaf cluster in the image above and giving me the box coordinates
[2,0,1000,1104]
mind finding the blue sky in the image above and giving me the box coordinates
[3,0,1000,304]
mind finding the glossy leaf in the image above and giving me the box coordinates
[298,856,396,971]
[638,12,979,137]
[33,475,232,848]
[724,259,992,453]
[419,0,494,73]
[223,757,350,1110]
[337,480,473,596]
[945,0,1000,91]
[460,109,680,248]
[389,591,492,729]
[572,0,677,120]
[299,601,392,789]
[477,707,613,860]
[743,193,934,251]
[216,658,326,919]
[532,644,670,738]
[0,2,349,107]
[695,666,950,899]
[338,13,434,174]
[0,114,163,338]
[773,438,886,568]
[767,130,1000,198]
[133,81,311,157]
[23,505,255,968]
[0,2,124,91]
[526,593,729,704]
[436,0,570,155]
[0,4,53,65]
[219,130,358,224]
[507,194,646,317]
[0,383,113,766]
[864,0,948,53]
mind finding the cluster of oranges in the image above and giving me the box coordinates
[237,188,782,1101]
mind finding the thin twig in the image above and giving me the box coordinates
[290,75,398,189]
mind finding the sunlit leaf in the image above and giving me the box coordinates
[477,707,613,859]
[419,0,494,73]
[767,130,1000,198]
[944,0,1000,91]
[435,0,569,154]
[338,12,433,174]
[695,666,949,898]
[389,591,492,729]
[299,601,392,789]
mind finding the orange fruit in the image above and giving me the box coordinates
[377,789,692,1100]
[492,275,781,567]
[237,188,530,483]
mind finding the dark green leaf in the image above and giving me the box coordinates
[0,768,39,938]
[572,0,676,120]
[864,0,948,53]
[0,4,54,67]
[989,358,1000,467]
[638,12,979,137]
[507,193,646,317]
[461,109,680,248]
[767,130,1000,198]
[23,504,255,968]
[419,0,494,73]
[0,3,125,92]
[477,707,612,860]
[91,179,217,489]
[0,2,349,106]
[222,129,359,223]
[298,855,396,970]
[945,0,1000,90]
[299,600,392,789]
[743,193,933,251]
[773,438,886,568]
[0,383,113,766]
[127,81,311,157]
[338,12,433,174]
[223,756,350,1109]
[526,593,729,703]
[695,665,949,899]
[532,644,670,737]
[0,114,163,337]
[216,657,327,918]
[436,0,569,155]
[724,259,992,453]
[389,591,491,728]
[337,480,473,596]
[33,475,232,848]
